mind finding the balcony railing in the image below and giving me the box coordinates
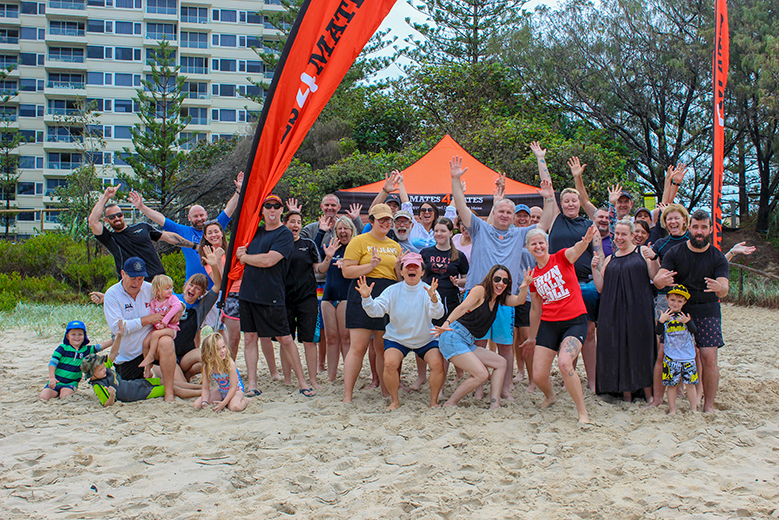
[181,40,207,49]
[146,6,176,14]
[48,107,79,115]
[181,15,207,23]
[48,55,85,63]
[49,28,85,37]
[47,162,82,170]
[188,116,207,125]
[0,36,19,44]
[180,65,207,74]
[49,0,86,10]
[47,134,83,143]
[47,81,85,89]
[0,11,19,18]
[146,33,176,40]
[185,92,209,100]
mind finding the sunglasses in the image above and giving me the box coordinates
[493,276,510,284]
[105,212,124,221]
[263,203,282,210]
[419,207,434,213]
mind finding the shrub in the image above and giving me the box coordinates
[0,272,80,310]
[160,250,186,289]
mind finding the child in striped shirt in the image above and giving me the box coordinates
[40,321,109,401]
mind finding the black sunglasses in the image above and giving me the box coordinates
[105,212,124,220]
[263,203,282,210]
[493,276,510,284]
[419,207,435,213]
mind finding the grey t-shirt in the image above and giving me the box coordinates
[465,217,536,298]
[396,238,420,253]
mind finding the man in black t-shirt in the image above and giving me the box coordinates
[89,186,196,281]
[236,194,316,397]
[654,210,729,413]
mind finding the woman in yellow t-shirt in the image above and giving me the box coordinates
[341,203,401,403]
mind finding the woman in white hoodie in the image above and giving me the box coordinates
[356,252,444,410]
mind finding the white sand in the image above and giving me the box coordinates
[1,304,778,519]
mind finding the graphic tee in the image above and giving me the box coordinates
[343,233,401,280]
[529,249,587,321]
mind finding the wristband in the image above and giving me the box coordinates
[191,244,198,250]
[544,197,554,202]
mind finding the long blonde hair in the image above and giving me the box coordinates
[201,332,230,383]
[151,274,174,301]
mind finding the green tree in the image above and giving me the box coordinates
[120,39,191,214]
[403,0,525,65]
[0,66,22,236]
[502,0,719,206]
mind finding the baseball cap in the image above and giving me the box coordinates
[514,203,530,215]
[393,209,413,221]
[64,320,90,346]
[667,285,690,300]
[619,191,633,200]
[122,257,147,278]
[262,194,283,205]
[635,207,652,218]
[369,203,393,220]
[385,193,401,206]
[401,252,424,268]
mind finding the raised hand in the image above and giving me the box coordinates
[568,156,586,177]
[582,224,598,244]
[430,323,453,337]
[520,267,535,289]
[536,178,554,200]
[425,278,439,301]
[203,245,218,265]
[678,312,692,324]
[591,253,601,271]
[128,190,143,209]
[234,171,244,191]
[104,185,119,199]
[460,179,467,193]
[493,183,505,201]
[286,198,301,212]
[673,164,687,185]
[382,170,401,193]
[346,203,362,220]
[89,291,105,305]
[356,275,375,298]
[450,274,461,288]
[323,237,339,258]
[116,319,125,336]
[730,242,756,257]
[495,172,506,192]
[529,141,546,159]
[655,269,677,288]
[704,277,725,294]
[370,247,381,269]
[658,308,672,324]
[656,202,669,211]
[318,215,334,232]
[450,155,468,179]
[608,184,622,205]
[394,248,406,269]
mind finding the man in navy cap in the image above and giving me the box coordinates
[103,257,180,402]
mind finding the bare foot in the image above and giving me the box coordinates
[645,399,663,409]
[410,376,426,391]
[317,363,325,373]
[367,379,380,390]
[578,412,591,424]
[490,398,500,409]
[513,372,524,383]
[386,401,400,410]
[270,373,283,381]
[283,379,293,386]
[501,392,515,402]
[309,381,321,391]
[138,356,153,368]
[540,394,557,408]
[342,396,353,403]
[143,365,153,379]
[443,401,457,408]
[400,383,411,393]
[526,383,536,393]
[667,409,677,415]
[327,377,337,383]
[475,385,485,400]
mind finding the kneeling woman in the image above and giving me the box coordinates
[356,252,445,409]
[523,226,598,423]
[433,265,531,409]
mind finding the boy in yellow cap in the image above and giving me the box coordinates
[656,285,699,414]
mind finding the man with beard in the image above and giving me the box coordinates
[392,210,419,253]
[90,186,196,281]
[594,207,614,257]
[128,171,244,289]
[653,210,729,413]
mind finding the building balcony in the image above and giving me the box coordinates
[0,17,20,26]
[46,30,86,44]
[46,58,87,70]
[47,0,88,17]
[180,65,207,75]
[143,9,177,22]
[44,82,86,96]
[143,37,178,47]
[182,93,210,106]
[180,14,208,24]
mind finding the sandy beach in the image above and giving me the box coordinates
[1,303,778,519]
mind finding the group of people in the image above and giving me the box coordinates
[41,144,755,422]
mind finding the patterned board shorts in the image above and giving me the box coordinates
[662,355,699,386]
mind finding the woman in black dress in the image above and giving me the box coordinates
[592,218,660,401]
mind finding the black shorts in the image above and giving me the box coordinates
[287,296,318,343]
[514,301,531,328]
[115,354,144,380]
[345,277,395,331]
[240,300,291,338]
[536,314,588,352]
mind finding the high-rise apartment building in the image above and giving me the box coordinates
[1,0,281,236]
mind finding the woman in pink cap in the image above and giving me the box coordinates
[356,252,445,410]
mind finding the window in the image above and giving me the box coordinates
[47,154,82,172]
[220,34,236,47]
[0,54,16,67]
[247,60,263,73]
[20,78,37,91]
[0,4,19,17]
[20,27,38,40]
[218,59,235,72]
[17,182,36,196]
[181,31,207,48]
[114,99,133,113]
[49,20,84,36]
[49,47,84,63]
[246,35,261,48]
[19,156,37,169]
[181,106,207,124]
[114,126,131,139]
[88,0,105,6]
[20,2,37,14]
[219,109,235,122]
[147,0,175,15]
[180,56,207,74]
[48,73,84,88]
[19,53,36,66]
[0,28,19,44]
[247,12,262,24]
[87,19,104,33]
[179,132,206,150]
[115,21,133,34]
[219,84,236,97]
[87,46,104,59]
[114,73,133,86]
[48,99,78,115]
[47,126,83,143]
[114,47,136,61]
[87,72,103,85]
[146,23,176,41]
[146,48,176,65]
[181,6,206,23]
[183,81,207,99]
[116,0,132,7]
[245,85,263,99]
[16,209,38,222]
[0,79,16,94]
[49,0,85,8]
[219,9,236,22]
[85,98,104,111]
[19,104,36,117]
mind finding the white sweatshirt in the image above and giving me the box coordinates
[362,281,444,348]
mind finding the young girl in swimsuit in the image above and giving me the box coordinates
[193,333,248,412]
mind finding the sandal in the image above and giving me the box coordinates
[299,388,316,398]
[245,389,262,398]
